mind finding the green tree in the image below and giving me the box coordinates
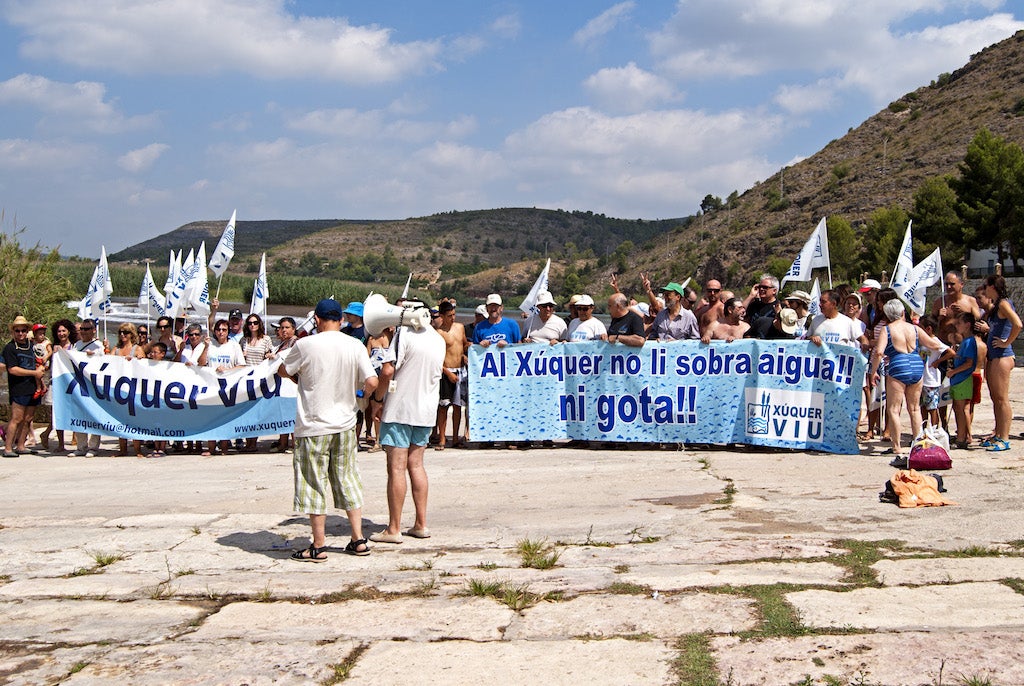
[0,231,76,327]
[825,216,858,283]
[950,128,1024,268]
[912,175,965,266]
[860,206,910,277]
[700,194,723,213]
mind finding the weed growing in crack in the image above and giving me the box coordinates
[517,538,561,569]
[321,643,369,685]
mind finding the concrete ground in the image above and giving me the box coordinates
[1,376,1023,686]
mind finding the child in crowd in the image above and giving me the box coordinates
[31,323,51,400]
[918,316,953,431]
[947,312,979,450]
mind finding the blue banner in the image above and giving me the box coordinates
[52,349,296,441]
[468,340,866,454]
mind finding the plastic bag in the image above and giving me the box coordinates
[912,422,950,453]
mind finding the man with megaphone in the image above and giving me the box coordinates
[362,295,446,544]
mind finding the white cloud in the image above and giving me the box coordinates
[0,73,156,133]
[584,62,680,112]
[0,137,93,169]
[774,78,841,114]
[504,106,779,215]
[650,0,1024,105]
[4,0,443,83]
[491,13,522,40]
[286,107,476,143]
[118,143,170,173]
[574,2,636,48]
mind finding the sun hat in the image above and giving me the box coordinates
[778,308,799,334]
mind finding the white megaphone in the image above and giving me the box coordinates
[363,293,432,336]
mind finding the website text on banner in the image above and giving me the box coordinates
[52,349,297,441]
[468,340,866,454]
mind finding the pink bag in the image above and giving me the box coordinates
[908,444,952,470]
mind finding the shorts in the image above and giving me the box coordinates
[439,371,456,408]
[10,394,41,407]
[380,422,431,448]
[921,386,941,411]
[292,431,362,514]
[972,372,983,405]
[950,377,973,402]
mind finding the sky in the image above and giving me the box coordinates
[1,1,1022,258]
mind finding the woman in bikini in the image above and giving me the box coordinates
[977,275,1021,452]
[868,299,946,455]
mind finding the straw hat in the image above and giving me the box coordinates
[8,315,31,332]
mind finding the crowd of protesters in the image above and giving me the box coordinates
[2,272,1020,460]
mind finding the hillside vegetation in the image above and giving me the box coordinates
[109,30,1024,306]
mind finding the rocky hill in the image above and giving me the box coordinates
[627,30,1024,293]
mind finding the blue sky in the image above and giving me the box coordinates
[1,1,1022,257]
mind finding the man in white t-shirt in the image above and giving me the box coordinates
[521,290,567,343]
[370,304,446,544]
[566,294,606,341]
[279,299,378,562]
[808,289,870,351]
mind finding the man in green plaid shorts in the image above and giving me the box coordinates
[279,299,378,562]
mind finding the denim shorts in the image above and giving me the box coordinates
[380,422,431,448]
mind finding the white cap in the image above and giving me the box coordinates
[576,294,595,307]
[475,304,487,316]
[485,293,502,305]
[535,290,556,306]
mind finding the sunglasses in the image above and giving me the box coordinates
[157,324,170,329]
[215,327,228,332]
[13,328,29,333]
[577,305,594,310]
[188,332,201,337]
[247,321,260,326]
[119,331,131,336]
[539,304,555,309]
[707,288,720,293]
[756,285,774,291]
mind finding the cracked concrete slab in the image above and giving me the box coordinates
[787,582,1024,630]
[505,592,756,639]
[347,638,675,686]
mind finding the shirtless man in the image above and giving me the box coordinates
[932,272,981,344]
[435,300,469,449]
[702,298,749,342]
[693,279,722,326]
[701,289,733,336]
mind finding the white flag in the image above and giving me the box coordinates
[77,265,101,320]
[164,249,195,318]
[781,217,830,287]
[807,278,822,319]
[186,242,211,316]
[96,246,114,303]
[898,248,942,316]
[138,264,166,316]
[250,252,269,318]
[164,250,181,295]
[890,220,914,291]
[401,273,412,299]
[520,258,551,315]
[208,210,236,278]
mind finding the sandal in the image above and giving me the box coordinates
[290,544,328,562]
[344,538,371,556]
[986,438,1010,452]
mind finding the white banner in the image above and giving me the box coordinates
[52,349,296,440]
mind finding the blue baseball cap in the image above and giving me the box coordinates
[314,298,343,321]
